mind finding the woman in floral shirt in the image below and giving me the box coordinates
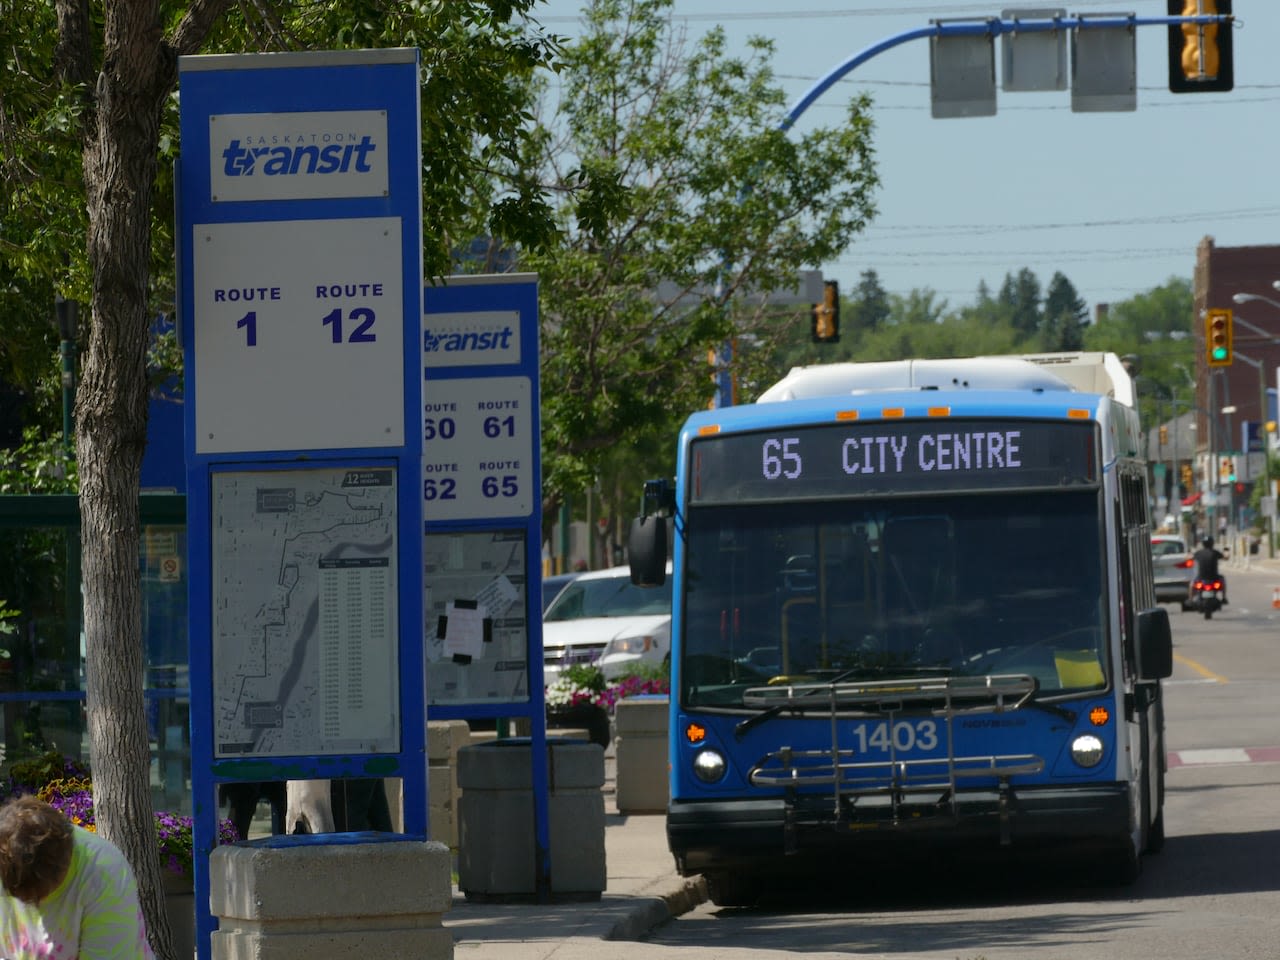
[0,795,153,959]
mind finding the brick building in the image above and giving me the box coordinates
[1193,237,1280,452]
[1191,237,1280,538]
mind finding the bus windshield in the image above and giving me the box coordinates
[681,489,1107,708]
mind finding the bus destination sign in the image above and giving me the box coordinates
[689,419,1097,503]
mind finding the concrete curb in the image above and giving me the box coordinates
[605,876,708,941]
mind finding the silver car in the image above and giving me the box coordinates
[1151,534,1194,604]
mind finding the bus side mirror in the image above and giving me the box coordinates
[1135,606,1173,680]
[629,515,667,587]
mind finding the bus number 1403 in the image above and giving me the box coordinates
[851,719,940,753]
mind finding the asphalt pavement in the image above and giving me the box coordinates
[444,746,706,960]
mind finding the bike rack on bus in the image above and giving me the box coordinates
[743,675,1046,836]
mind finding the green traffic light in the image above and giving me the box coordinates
[1212,347,1228,360]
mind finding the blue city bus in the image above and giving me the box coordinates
[628,353,1173,905]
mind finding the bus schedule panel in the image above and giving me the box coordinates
[689,419,1098,504]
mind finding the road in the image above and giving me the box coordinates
[634,562,1280,960]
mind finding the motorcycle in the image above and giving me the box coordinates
[1186,577,1225,620]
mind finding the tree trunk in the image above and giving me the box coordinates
[76,6,176,956]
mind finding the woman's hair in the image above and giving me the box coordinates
[0,796,74,903]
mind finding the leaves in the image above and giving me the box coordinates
[0,428,76,494]
[523,0,878,513]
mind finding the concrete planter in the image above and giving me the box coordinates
[614,695,669,814]
[457,738,605,900]
[162,872,195,960]
[210,834,452,960]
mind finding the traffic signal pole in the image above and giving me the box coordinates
[713,10,1237,408]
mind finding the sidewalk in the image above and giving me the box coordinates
[443,747,706,959]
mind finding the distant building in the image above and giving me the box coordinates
[1193,237,1280,457]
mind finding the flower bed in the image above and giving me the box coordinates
[3,751,239,884]
[545,666,669,747]
[546,665,669,713]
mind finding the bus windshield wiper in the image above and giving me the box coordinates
[734,704,784,740]
[821,663,952,683]
[1024,694,1077,724]
[734,665,953,740]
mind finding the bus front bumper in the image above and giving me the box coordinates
[667,784,1133,875]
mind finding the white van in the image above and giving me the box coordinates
[541,564,671,683]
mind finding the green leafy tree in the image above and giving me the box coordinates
[0,4,573,955]
[1084,277,1195,423]
[892,288,949,327]
[521,0,879,518]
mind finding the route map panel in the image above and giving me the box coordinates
[212,465,400,757]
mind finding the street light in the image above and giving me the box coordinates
[1232,291,1280,312]
[1220,349,1274,557]
[1227,291,1280,556]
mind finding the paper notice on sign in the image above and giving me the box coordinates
[443,602,486,661]
[424,529,529,705]
[475,575,519,621]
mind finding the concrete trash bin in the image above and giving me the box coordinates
[614,695,669,814]
[457,737,605,900]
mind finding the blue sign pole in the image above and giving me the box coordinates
[177,49,423,959]
[420,274,551,895]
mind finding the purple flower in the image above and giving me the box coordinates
[31,768,242,881]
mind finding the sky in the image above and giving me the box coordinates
[532,0,1280,316]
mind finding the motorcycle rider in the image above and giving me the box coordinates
[1189,536,1227,606]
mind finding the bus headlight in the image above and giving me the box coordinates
[692,748,727,783]
[1070,734,1105,768]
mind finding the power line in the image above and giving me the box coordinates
[540,1,1171,24]
[848,246,1190,260]
[863,206,1280,237]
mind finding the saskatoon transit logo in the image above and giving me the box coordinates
[221,132,378,178]
[423,325,516,354]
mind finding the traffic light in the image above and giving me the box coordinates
[1168,0,1233,94]
[1219,456,1235,484]
[1181,463,1193,488]
[1159,424,1169,446]
[1205,308,1232,367]
[811,280,839,344]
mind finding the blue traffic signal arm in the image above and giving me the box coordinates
[715,11,1237,409]
[783,13,1235,130]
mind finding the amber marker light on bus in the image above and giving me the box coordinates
[685,722,707,744]
[696,424,720,436]
[881,407,905,418]
[1067,408,1090,419]
[835,410,859,421]
[927,406,951,417]
[1089,705,1110,726]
